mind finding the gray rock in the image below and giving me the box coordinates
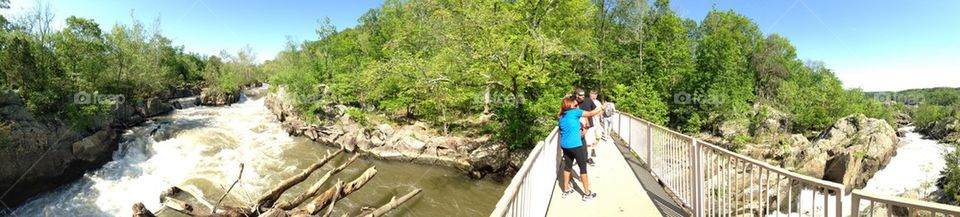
[795,114,898,189]
[1,90,119,207]
[71,128,119,162]
[264,85,511,178]
[138,98,173,117]
[200,88,241,106]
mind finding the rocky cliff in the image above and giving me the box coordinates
[264,86,520,179]
[0,85,204,208]
[790,114,899,189]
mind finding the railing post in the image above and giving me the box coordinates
[646,122,653,166]
[691,138,703,217]
[851,190,860,217]
[627,115,633,150]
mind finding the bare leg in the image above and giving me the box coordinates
[563,171,571,192]
[580,173,590,194]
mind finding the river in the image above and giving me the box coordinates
[10,88,506,216]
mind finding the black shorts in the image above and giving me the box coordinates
[562,145,588,174]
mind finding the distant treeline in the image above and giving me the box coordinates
[0,0,264,129]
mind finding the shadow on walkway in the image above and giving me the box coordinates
[610,133,691,217]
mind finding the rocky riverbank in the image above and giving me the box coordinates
[701,105,900,190]
[918,117,960,145]
[0,84,245,208]
[264,86,521,179]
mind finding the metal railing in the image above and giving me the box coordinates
[852,190,960,217]
[492,110,960,217]
[490,128,560,217]
[610,112,842,217]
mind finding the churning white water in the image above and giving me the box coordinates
[771,126,955,217]
[9,87,505,216]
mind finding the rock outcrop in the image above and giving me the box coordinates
[265,86,516,179]
[200,87,242,106]
[0,84,209,208]
[790,114,899,189]
[0,89,119,208]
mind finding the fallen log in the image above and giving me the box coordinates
[273,155,360,210]
[214,163,244,213]
[356,188,422,217]
[160,186,215,211]
[321,181,342,217]
[162,196,198,216]
[256,148,344,211]
[298,166,378,215]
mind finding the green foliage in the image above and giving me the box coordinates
[345,108,369,126]
[686,9,759,131]
[914,105,954,128]
[942,149,960,202]
[0,11,261,127]
[261,0,907,150]
[64,98,113,130]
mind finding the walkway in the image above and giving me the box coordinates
[545,132,669,217]
[492,112,960,217]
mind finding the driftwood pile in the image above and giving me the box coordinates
[131,148,422,217]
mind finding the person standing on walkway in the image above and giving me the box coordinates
[558,94,606,201]
[576,88,600,166]
[602,95,616,139]
[589,90,603,157]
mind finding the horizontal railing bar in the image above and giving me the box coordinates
[853,190,960,215]
[697,140,845,191]
[490,127,558,217]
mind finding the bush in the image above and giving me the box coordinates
[941,148,960,203]
[914,104,953,128]
[64,100,113,130]
[345,108,369,126]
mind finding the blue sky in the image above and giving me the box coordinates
[2,0,957,91]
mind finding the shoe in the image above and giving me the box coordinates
[587,158,596,167]
[583,191,597,201]
[561,189,574,199]
[591,149,597,157]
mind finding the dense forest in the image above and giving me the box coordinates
[264,0,896,149]
[0,0,264,131]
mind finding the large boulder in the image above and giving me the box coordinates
[163,85,201,99]
[138,97,173,117]
[793,114,899,189]
[200,88,241,106]
[750,105,789,144]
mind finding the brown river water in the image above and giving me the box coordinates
[10,87,506,216]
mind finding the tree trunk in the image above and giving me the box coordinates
[256,149,343,211]
[273,155,359,210]
[300,166,378,215]
[355,188,422,217]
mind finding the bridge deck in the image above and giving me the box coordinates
[545,133,665,217]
